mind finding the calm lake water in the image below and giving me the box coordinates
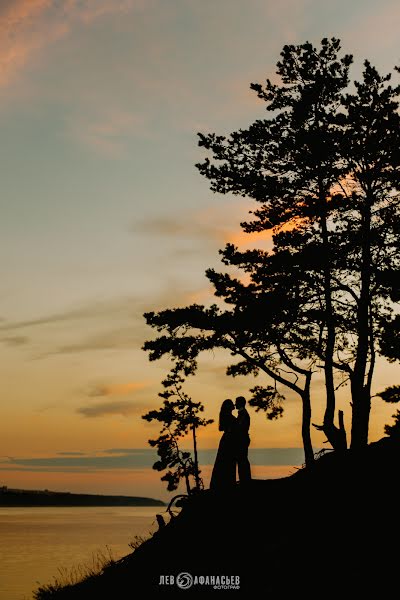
[0,506,162,600]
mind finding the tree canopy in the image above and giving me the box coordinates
[143,38,400,470]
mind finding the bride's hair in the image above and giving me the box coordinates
[219,399,234,431]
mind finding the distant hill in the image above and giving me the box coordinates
[0,486,164,507]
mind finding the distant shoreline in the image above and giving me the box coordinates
[0,487,165,507]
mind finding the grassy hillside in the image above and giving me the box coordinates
[34,437,400,597]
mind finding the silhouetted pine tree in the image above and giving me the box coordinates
[144,279,316,463]
[197,39,352,450]
[335,63,400,447]
[142,363,212,493]
[377,386,400,438]
[384,412,400,437]
[195,40,400,449]
[143,38,400,464]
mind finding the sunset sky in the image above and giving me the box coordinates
[1,0,399,501]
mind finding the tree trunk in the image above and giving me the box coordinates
[312,189,348,451]
[338,410,347,450]
[350,200,372,449]
[254,354,314,464]
[351,383,371,448]
[314,410,348,451]
[320,196,339,449]
[302,374,314,466]
[183,467,191,495]
[192,424,201,491]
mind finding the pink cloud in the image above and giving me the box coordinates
[135,200,276,259]
[0,0,140,89]
[0,0,62,87]
[194,201,275,250]
[0,0,154,154]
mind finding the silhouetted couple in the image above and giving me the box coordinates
[210,396,251,490]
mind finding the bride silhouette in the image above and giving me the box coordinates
[210,399,237,490]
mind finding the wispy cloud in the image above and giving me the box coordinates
[0,447,308,471]
[0,297,138,334]
[0,296,148,358]
[87,381,149,397]
[0,0,139,89]
[44,326,144,357]
[132,202,273,249]
[78,380,150,419]
[77,400,146,418]
[0,0,59,88]
[56,451,86,456]
[69,108,149,158]
[131,215,227,242]
[1,335,30,346]
[0,285,210,357]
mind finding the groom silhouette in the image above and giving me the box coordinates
[235,396,251,484]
